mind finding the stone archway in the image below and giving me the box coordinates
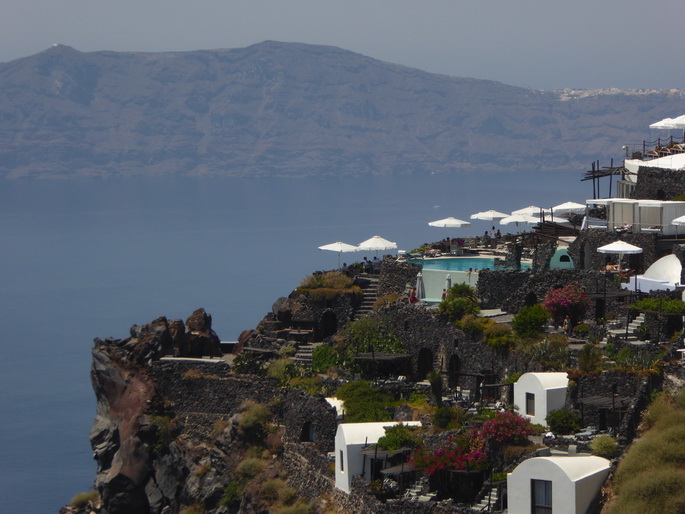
[417,348,434,380]
[320,310,337,339]
[447,355,461,388]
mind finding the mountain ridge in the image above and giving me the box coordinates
[0,41,683,179]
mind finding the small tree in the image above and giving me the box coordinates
[439,284,480,322]
[546,409,580,435]
[543,283,589,327]
[590,435,619,459]
[512,304,550,338]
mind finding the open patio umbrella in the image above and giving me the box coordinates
[428,217,471,228]
[511,205,551,217]
[358,235,397,256]
[551,201,586,215]
[649,117,678,130]
[318,241,359,268]
[470,210,509,221]
[444,274,452,297]
[500,214,540,225]
[597,241,643,275]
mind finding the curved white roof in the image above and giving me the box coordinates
[336,421,421,445]
[515,455,610,482]
[517,372,569,390]
[643,254,682,283]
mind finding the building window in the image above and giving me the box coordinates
[526,393,535,416]
[340,450,344,472]
[531,479,552,513]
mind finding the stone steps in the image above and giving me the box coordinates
[471,486,499,512]
[353,275,380,321]
[601,313,646,345]
[292,342,324,365]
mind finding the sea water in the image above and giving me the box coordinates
[0,171,587,512]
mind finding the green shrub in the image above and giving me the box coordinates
[432,406,467,429]
[335,380,393,422]
[236,457,268,480]
[484,323,517,351]
[439,296,480,322]
[545,409,580,435]
[504,371,524,384]
[311,344,339,373]
[232,351,267,375]
[342,317,405,356]
[267,358,298,383]
[512,304,550,338]
[377,423,422,450]
[221,480,244,508]
[70,490,99,508]
[631,297,685,314]
[238,402,271,441]
[150,415,175,456]
[427,371,443,406]
[260,478,297,504]
[456,314,492,334]
[590,435,618,458]
[608,467,685,514]
[578,343,603,373]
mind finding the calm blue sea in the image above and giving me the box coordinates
[0,171,588,512]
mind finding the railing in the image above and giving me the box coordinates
[625,134,685,161]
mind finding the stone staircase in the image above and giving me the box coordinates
[292,342,324,365]
[471,485,499,512]
[601,313,646,345]
[353,274,380,321]
[403,475,436,502]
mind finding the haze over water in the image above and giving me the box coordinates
[0,171,588,512]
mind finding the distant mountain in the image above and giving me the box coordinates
[0,41,683,178]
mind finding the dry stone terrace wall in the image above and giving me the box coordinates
[150,360,337,449]
[632,167,685,200]
[568,231,658,272]
[378,259,421,297]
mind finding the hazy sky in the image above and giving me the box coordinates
[2,0,683,91]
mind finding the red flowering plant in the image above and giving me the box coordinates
[410,432,489,475]
[543,283,589,327]
[477,411,533,445]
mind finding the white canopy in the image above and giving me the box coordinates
[511,205,550,217]
[551,201,586,214]
[318,241,359,252]
[597,241,643,255]
[470,209,509,221]
[500,214,539,225]
[428,217,471,228]
[650,117,678,130]
[358,235,397,252]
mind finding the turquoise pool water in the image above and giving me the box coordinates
[410,256,531,271]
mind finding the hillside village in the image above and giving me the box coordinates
[67,127,685,513]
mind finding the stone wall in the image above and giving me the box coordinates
[150,360,337,449]
[568,230,658,272]
[378,259,421,297]
[632,167,685,200]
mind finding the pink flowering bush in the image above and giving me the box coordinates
[410,433,489,475]
[543,283,589,326]
[477,411,533,445]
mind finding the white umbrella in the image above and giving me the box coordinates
[597,240,643,275]
[470,210,509,221]
[650,117,678,130]
[671,114,685,129]
[551,201,586,215]
[415,272,426,300]
[358,235,397,256]
[511,205,551,217]
[500,214,540,225]
[428,217,471,228]
[318,241,359,268]
[445,274,452,294]
[672,215,685,226]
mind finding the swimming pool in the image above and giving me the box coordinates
[410,256,531,271]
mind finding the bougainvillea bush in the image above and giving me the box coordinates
[477,411,533,445]
[543,283,589,327]
[411,433,489,475]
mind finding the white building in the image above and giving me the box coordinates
[334,421,421,494]
[507,455,610,514]
[585,198,685,236]
[514,372,569,427]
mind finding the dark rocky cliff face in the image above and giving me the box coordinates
[87,308,339,514]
